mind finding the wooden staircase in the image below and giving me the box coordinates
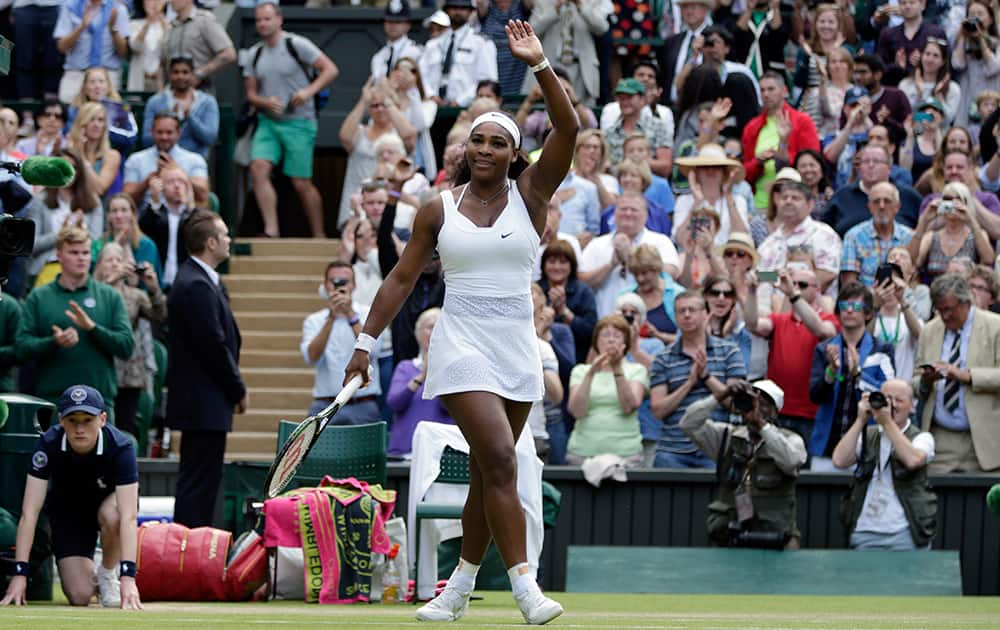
[224,238,340,461]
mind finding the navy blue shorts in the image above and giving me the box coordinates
[48,492,110,560]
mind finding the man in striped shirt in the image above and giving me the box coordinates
[649,290,747,468]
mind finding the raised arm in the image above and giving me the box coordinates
[777,270,837,339]
[510,20,581,233]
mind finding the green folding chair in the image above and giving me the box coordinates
[275,419,387,488]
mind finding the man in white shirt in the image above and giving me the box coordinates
[301,261,385,424]
[832,379,937,550]
[370,0,424,80]
[419,0,498,108]
[579,192,680,317]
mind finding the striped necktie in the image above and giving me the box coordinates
[943,333,962,413]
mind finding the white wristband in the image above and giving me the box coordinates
[531,58,550,74]
[354,333,378,354]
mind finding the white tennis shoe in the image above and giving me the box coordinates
[415,585,471,622]
[97,565,121,608]
[515,587,564,625]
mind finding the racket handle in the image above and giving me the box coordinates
[334,373,365,407]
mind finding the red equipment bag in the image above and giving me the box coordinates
[136,522,232,601]
[224,530,268,601]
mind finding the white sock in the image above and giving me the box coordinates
[507,562,535,597]
[447,558,480,593]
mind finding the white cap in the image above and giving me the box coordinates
[751,379,784,413]
[423,10,451,28]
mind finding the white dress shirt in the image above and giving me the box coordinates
[370,35,424,79]
[419,23,498,107]
[162,203,189,286]
[300,303,384,399]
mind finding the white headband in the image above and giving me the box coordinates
[469,111,521,150]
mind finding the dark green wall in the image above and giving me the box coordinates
[137,461,1000,596]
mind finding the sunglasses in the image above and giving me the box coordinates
[39,110,64,119]
[926,37,948,47]
[723,249,749,258]
[796,281,813,290]
[838,300,866,313]
[708,288,735,298]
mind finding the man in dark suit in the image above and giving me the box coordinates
[167,210,247,528]
[137,165,197,290]
[657,0,714,105]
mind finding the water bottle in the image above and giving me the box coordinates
[382,544,401,605]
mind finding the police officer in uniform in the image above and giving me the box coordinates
[370,0,425,81]
[832,379,937,550]
[0,385,142,609]
[680,379,807,550]
[420,0,498,108]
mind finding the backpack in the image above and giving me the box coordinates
[251,35,330,115]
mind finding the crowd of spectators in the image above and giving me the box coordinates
[0,0,997,526]
[276,0,1000,483]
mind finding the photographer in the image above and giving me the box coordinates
[952,0,1000,128]
[680,379,806,550]
[831,379,936,550]
[301,261,385,423]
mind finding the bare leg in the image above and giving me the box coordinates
[290,177,325,238]
[250,159,279,237]
[57,557,96,606]
[440,392,531,569]
[97,493,120,570]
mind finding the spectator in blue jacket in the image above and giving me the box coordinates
[808,282,896,471]
[141,56,220,159]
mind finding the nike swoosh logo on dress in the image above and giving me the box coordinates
[501,232,513,239]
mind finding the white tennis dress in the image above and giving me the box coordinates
[422,180,544,403]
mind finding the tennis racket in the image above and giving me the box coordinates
[262,373,365,498]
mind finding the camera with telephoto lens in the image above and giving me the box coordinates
[732,390,755,413]
[728,521,788,550]
[868,391,888,410]
[622,312,635,325]
[963,16,982,33]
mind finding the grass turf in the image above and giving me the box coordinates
[3,592,1000,629]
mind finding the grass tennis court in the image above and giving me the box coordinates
[3,592,1000,629]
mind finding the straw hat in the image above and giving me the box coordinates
[774,167,802,183]
[674,143,741,174]
[716,231,759,265]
